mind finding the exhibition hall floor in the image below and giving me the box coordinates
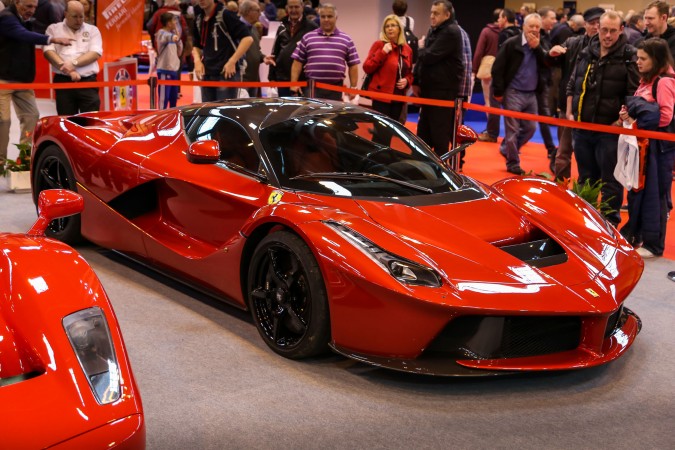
[3,97,674,448]
[1,191,674,449]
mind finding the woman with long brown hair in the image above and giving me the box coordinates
[619,37,675,258]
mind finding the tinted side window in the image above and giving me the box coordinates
[189,116,260,172]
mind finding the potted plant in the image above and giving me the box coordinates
[559,177,614,216]
[1,142,31,192]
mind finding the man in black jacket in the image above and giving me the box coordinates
[547,6,603,180]
[491,13,548,175]
[412,1,464,157]
[0,0,71,164]
[643,1,675,60]
[264,0,317,97]
[566,10,640,226]
[192,0,253,101]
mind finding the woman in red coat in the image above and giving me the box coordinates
[363,14,414,123]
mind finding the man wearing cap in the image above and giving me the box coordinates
[566,10,640,226]
[547,6,604,181]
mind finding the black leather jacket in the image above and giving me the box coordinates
[413,18,464,100]
[269,16,317,82]
[491,33,549,97]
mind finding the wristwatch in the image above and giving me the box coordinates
[73,59,79,67]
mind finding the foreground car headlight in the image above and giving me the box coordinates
[63,307,120,404]
[325,221,441,287]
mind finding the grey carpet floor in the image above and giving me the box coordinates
[2,190,674,449]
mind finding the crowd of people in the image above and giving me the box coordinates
[1,0,675,259]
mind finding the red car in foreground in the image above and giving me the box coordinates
[0,190,145,448]
[30,98,643,375]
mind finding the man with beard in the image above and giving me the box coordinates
[547,7,604,181]
[566,11,640,226]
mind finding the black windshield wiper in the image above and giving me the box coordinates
[290,171,433,193]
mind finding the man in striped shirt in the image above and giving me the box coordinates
[290,3,360,101]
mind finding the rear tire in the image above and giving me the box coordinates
[247,231,330,359]
[33,145,83,244]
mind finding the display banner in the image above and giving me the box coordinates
[103,58,138,111]
[97,0,144,63]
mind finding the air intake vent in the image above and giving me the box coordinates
[500,238,567,268]
[424,315,581,360]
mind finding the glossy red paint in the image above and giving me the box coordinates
[29,100,644,375]
[0,190,144,448]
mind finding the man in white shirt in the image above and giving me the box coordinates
[43,0,102,115]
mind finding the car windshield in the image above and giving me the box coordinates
[259,111,463,197]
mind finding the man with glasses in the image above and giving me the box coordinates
[566,10,640,226]
[547,6,604,181]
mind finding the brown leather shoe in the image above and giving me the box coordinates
[477,131,498,143]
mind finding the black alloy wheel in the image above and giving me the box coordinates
[248,231,330,359]
[33,145,82,244]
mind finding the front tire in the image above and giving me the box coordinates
[33,145,82,244]
[248,231,330,359]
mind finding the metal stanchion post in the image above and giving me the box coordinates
[308,79,315,98]
[148,76,158,109]
[450,97,464,172]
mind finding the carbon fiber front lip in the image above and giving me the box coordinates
[329,344,516,377]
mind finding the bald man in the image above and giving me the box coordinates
[44,0,102,115]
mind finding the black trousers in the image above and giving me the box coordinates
[417,100,455,157]
[54,74,100,116]
[371,100,405,124]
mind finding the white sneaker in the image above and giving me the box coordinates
[636,247,657,259]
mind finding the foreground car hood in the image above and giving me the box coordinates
[0,234,143,448]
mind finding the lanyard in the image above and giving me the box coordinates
[200,7,217,48]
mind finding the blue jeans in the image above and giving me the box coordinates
[201,72,242,101]
[157,69,179,108]
[499,88,537,168]
[573,129,623,226]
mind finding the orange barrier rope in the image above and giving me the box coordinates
[4,77,674,142]
[1,80,147,90]
[323,83,675,143]
[156,80,306,88]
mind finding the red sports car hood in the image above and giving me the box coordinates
[350,192,619,288]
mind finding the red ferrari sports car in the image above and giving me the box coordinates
[31,98,643,375]
[1,190,145,448]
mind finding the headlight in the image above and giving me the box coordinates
[63,307,120,404]
[325,221,441,287]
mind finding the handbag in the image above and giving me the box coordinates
[361,73,372,91]
[476,55,495,80]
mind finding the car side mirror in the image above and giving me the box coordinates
[187,140,220,164]
[440,125,479,164]
[28,189,84,236]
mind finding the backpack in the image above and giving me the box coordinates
[403,17,418,64]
